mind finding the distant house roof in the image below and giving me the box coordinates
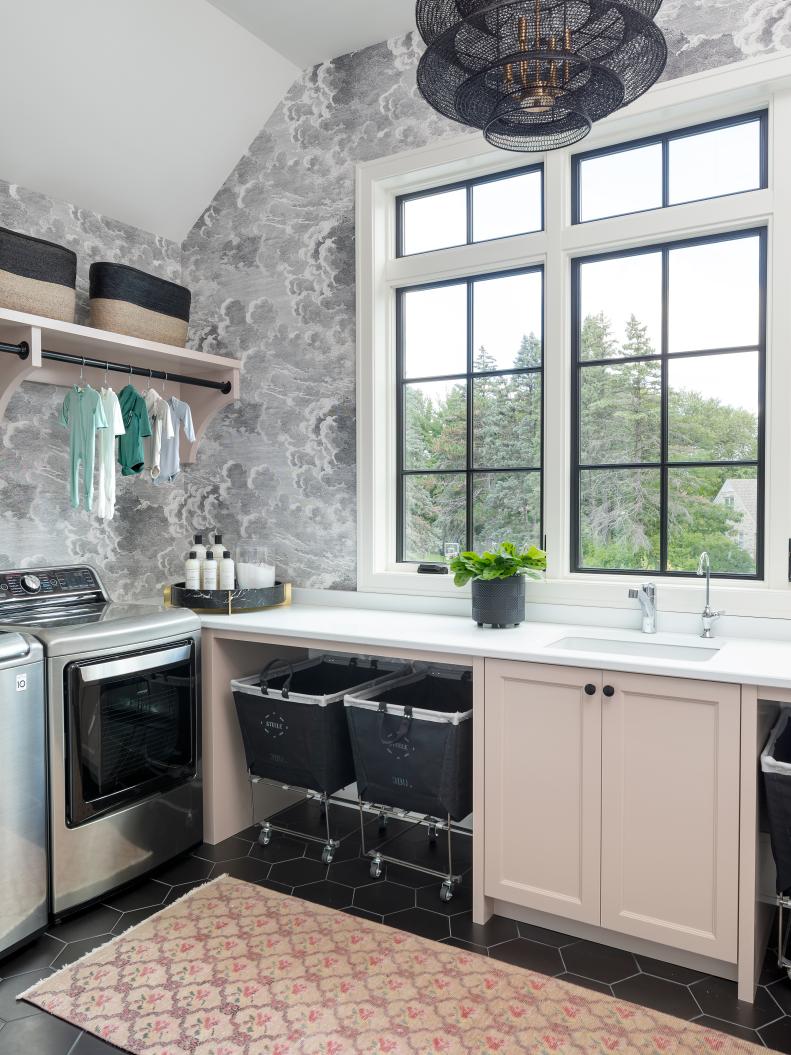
[715,478,757,531]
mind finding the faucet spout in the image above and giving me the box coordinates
[696,551,723,639]
[628,582,657,634]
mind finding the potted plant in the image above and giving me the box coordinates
[449,542,547,628]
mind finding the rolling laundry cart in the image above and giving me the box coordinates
[345,664,473,901]
[761,707,791,978]
[232,654,406,863]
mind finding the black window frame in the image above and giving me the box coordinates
[396,163,544,258]
[571,111,768,225]
[570,227,766,580]
[396,264,545,563]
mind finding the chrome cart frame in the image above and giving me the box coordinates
[357,800,471,902]
[777,895,791,978]
[249,775,342,864]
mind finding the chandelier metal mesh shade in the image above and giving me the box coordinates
[415,0,668,151]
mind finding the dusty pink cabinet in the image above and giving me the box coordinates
[484,660,741,962]
[484,660,602,924]
[600,671,740,961]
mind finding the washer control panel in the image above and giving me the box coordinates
[0,566,101,601]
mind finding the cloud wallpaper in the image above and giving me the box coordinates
[0,7,785,596]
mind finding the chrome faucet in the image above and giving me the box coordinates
[628,582,657,634]
[696,552,724,639]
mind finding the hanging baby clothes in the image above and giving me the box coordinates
[96,387,125,520]
[154,396,195,485]
[118,384,152,476]
[143,388,175,479]
[59,385,108,511]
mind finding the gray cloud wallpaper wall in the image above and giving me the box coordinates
[1,7,787,596]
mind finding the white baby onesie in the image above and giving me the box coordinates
[143,389,175,479]
[153,396,196,485]
[96,387,125,520]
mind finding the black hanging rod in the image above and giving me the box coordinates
[0,339,233,394]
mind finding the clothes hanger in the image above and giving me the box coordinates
[103,360,110,391]
[78,356,85,388]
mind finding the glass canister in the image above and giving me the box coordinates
[235,544,276,589]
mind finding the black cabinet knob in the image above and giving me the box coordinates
[584,683,596,695]
[603,685,615,697]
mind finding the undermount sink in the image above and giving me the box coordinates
[549,635,720,663]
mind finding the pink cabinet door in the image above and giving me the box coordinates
[600,671,740,962]
[484,659,602,924]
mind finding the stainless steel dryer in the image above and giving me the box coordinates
[0,566,203,916]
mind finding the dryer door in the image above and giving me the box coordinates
[65,639,197,826]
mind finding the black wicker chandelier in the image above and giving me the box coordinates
[416,0,667,151]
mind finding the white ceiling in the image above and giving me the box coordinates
[207,0,416,68]
[0,0,299,242]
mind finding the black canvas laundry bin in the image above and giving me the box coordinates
[231,655,405,796]
[762,708,791,895]
[0,226,77,322]
[345,665,473,821]
[89,262,191,346]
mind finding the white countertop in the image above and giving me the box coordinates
[199,604,791,691]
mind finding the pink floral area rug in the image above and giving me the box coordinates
[20,874,763,1055]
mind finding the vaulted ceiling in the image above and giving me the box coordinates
[206,0,416,68]
[0,0,415,243]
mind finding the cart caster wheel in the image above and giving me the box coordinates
[440,881,454,903]
[370,858,383,879]
[321,846,335,865]
[427,824,438,844]
[377,813,388,833]
[258,825,272,847]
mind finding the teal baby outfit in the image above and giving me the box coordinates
[117,384,153,476]
[59,385,108,511]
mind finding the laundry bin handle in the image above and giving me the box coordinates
[259,658,294,699]
[378,702,412,745]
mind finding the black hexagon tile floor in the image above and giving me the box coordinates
[3,804,791,1053]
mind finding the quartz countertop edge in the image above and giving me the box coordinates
[198,604,791,692]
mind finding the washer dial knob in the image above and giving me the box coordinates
[21,574,41,593]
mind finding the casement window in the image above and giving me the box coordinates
[357,56,791,613]
[396,267,544,561]
[571,229,765,579]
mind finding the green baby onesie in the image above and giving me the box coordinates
[117,384,153,476]
[59,385,108,511]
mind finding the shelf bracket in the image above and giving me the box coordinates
[0,326,41,419]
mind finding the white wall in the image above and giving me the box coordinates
[0,0,298,241]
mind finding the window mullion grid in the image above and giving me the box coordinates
[395,289,405,562]
[661,135,670,209]
[660,246,669,572]
[466,278,474,552]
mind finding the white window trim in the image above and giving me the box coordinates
[356,50,791,618]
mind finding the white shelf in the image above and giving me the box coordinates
[0,305,240,464]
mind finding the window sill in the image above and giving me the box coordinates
[359,566,791,619]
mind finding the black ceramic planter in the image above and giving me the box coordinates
[471,576,525,628]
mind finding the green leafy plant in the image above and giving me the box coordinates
[449,541,547,587]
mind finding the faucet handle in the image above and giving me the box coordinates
[628,582,655,600]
